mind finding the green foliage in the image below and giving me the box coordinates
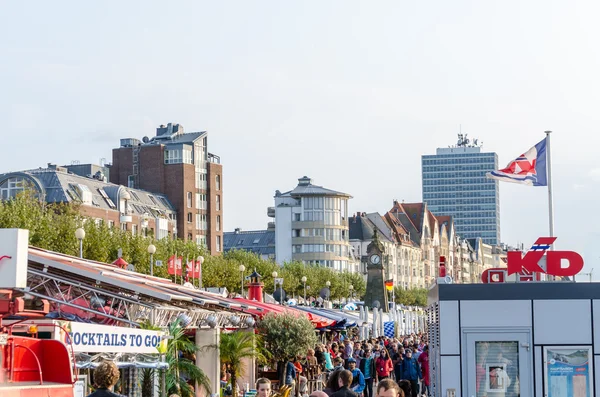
[216,331,268,397]
[167,319,211,397]
[0,193,367,300]
[257,312,318,363]
[393,287,428,307]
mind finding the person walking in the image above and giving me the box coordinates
[331,370,358,397]
[417,346,429,397]
[347,358,365,396]
[400,350,422,397]
[375,349,394,382]
[359,348,376,397]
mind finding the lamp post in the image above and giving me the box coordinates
[325,280,331,303]
[197,256,204,289]
[75,228,85,259]
[239,265,246,297]
[147,244,156,276]
[272,271,278,301]
[349,284,354,303]
[301,276,307,304]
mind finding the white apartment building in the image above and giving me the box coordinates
[272,176,353,272]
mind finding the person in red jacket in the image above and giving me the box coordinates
[417,346,429,396]
[375,349,394,381]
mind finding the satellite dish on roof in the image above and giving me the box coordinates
[142,136,150,143]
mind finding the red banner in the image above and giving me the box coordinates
[167,255,183,276]
[186,260,202,279]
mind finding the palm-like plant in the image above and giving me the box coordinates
[167,318,212,397]
[217,331,267,397]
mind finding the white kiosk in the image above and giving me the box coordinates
[428,281,599,397]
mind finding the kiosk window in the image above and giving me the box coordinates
[475,341,520,397]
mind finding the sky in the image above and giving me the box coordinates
[2,1,600,279]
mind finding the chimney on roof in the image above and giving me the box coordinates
[393,199,398,206]
[362,212,366,217]
[47,163,56,170]
[234,228,241,234]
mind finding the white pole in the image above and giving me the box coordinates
[545,131,559,282]
[545,131,554,240]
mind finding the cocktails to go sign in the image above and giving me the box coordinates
[65,322,165,354]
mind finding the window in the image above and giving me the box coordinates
[187,212,192,223]
[294,213,301,221]
[216,195,221,211]
[0,177,30,200]
[188,233,193,241]
[165,147,193,164]
[253,238,260,244]
[292,229,301,237]
[148,196,158,205]
[196,235,207,247]
[216,236,222,252]
[197,214,208,230]
[216,215,221,231]
[132,224,137,235]
[121,223,127,232]
[128,175,135,188]
[196,193,207,210]
[187,192,192,208]
[293,245,302,253]
[108,220,115,229]
[216,175,221,190]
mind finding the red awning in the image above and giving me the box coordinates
[234,298,334,329]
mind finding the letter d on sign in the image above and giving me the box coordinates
[546,251,584,277]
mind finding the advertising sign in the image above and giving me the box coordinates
[544,346,592,397]
[65,322,165,354]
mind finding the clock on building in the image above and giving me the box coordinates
[369,254,381,265]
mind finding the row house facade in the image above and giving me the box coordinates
[350,200,501,290]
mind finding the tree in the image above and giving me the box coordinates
[216,331,267,397]
[166,319,211,397]
[257,312,317,383]
[393,287,428,307]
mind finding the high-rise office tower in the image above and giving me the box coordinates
[422,134,500,245]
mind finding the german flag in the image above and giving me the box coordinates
[385,279,394,291]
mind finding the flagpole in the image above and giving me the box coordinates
[546,130,559,282]
[545,131,554,239]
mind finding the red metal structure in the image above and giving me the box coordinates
[0,290,75,397]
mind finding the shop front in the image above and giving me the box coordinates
[428,281,599,397]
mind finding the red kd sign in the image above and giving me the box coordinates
[482,237,583,283]
[507,237,583,277]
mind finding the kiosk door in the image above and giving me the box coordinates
[463,329,532,397]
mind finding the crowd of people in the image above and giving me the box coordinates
[259,333,430,397]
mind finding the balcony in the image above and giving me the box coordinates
[120,215,132,223]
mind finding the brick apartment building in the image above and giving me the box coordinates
[108,123,223,253]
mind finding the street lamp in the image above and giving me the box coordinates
[301,276,307,304]
[239,265,246,297]
[75,228,85,258]
[272,271,278,297]
[197,256,204,289]
[147,244,156,276]
[349,284,354,302]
